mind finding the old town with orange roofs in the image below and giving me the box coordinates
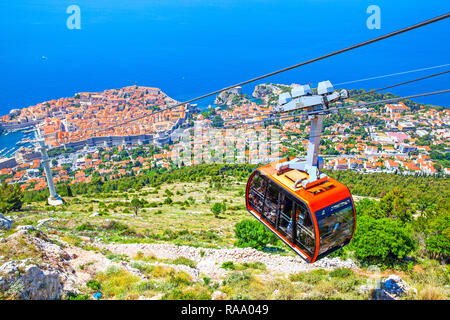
[0,83,449,193]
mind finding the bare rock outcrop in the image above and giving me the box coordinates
[0,229,80,299]
[376,275,416,300]
[0,260,62,299]
[214,87,248,106]
[0,213,13,231]
[252,83,282,103]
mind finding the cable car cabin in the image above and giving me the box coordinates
[246,161,356,263]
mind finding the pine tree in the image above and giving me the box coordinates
[0,182,23,213]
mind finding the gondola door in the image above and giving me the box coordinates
[262,180,280,228]
[278,192,294,242]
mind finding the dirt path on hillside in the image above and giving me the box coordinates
[97,242,358,280]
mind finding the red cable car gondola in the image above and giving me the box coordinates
[246,160,356,263]
[245,81,356,263]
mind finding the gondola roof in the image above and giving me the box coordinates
[256,160,351,213]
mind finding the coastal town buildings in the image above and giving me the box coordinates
[0,85,448,192]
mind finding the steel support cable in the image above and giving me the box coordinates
[222,70,450,128]
[309,89,450,116]
[349,70,450,99]
[223,89,450,128]
[308,124,450,141]
[86,13,449,134]
[335,63,450,86]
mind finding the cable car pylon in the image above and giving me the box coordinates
[34,128,64,206]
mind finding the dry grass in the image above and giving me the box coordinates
[0,231,44,264]
[95,266,143,299]
[418,285,446,300]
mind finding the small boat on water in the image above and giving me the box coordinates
[10,148,18,156]
[22,128,36,134]
[5,147,16,156]
[16,138,32,146]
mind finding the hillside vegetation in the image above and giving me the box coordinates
[0,164,448,300]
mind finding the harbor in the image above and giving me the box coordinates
[0,128,34,158]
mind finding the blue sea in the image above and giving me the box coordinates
[0,0,449,114]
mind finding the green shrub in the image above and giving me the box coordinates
[0,181,23,212]
[102,220,129,232]
[163,229,178,240]
[350,215,417,265]
[106,253,129,262]
[329,268,353,278]
[289,272,325,285]
[221,261,236,270]
[76,222,95,232]
[234,219,278,250]
[333,278,362,293]
[211,202,225,217]
[86,280,101,291]
[202,277,211,285]
[424,214,450,261]
[150,265,175,278]
[169,271,192,286]
[131,262,154,274]
[242,262,266,270]
[199,230,219,240]
[96,266,141,299]
[162,288,211,300]
[67,292,90,300]
[171,257,197,268]
[136,281,157,294]
[223,271,253,286]
[221,261,266,271]
[311,269,328,276]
